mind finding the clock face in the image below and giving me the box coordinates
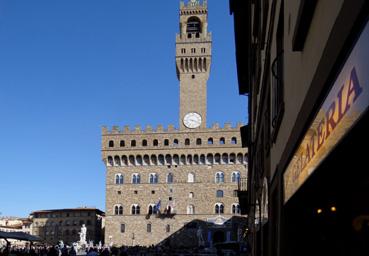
[183,112,202,129]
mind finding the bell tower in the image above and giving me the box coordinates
[176,0,212,130]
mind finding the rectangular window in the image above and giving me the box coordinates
[147,224,151,233]
[120,224,125,233]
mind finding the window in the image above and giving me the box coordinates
[114,205,123,215]
[147,223,151,233]
[115,174,124,184]
[189,192,194,198]
[192,75,195,79]
[134,190,138,194]
[231,172,241,183]
[132,174,141,184]
[108,140,114,147]
[173,139,179,146]
[166,224,170,233]
[167,173,174,184]
[187,205,195,214]
[142,140,148,146]
[120,224,125,233]
[215,172,225,183]
[187,173,195,183]
[131,205,140,215]
[117,191,121,195]
[131,140,136,147]
[201,48,206,53]
[208,138,213,145]
[153,139,159,146]
[181,48,186,54]
[164,139,169,146]
[151,190,155,194]
[120,140,125,147]
[232,204,241,214]
[191,48,196,53]
[196,138,202,145]
[148,205,158,215]
[220,137,225,144]
[185,139,190,145]
[215,203,224,214]
[216,190,224,198]
[149,173,158,184]
[231,137,237,144]
[233,190,238,197]
[187,16,202,34]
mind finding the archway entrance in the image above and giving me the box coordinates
[213,230,225,244]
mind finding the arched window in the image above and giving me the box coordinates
[185,138,190,145]
[142,140,148,146]
[131,205,140,215]
[120,140,125,147]
[153,139,159,146]
[187,16,202,34]
[208,138,213,145]
[131,140,136,147]
[167,173,174,184]
[231,137,237,144]
[148,204,158,215]
[149,173,158,184]
[188,173,195,183]
[189,192,194,198]
[215,203,224,214]
[147,223,151,233]
[120,224,125,233]
[187,205,195,214]
[215,172,225,183]
[115,174,124,184]
[216,190,224,198]
[164,139,169,146]
[108,140,114,147]
[231,172,241,183]
[196,138,202,145]
[220,137,225,144]
[232,204,241,214]
[173,139,179,146]
[132,174,141,184]
[114,156,121,166]
[107,156,113,166]
[114,205,123,215]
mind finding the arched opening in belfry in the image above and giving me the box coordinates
[187,16,202,35]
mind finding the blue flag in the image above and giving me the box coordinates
[155,200,161,211]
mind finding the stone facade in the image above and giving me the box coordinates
[30,208,104,245]
[102,0,248,247]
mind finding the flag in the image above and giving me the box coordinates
[155,200,161,211]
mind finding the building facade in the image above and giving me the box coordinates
[30,208,104,245]
[102,0,248,248]
[231,0,369,255]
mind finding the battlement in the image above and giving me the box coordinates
[102,122,244,135]
[180,0,207,10]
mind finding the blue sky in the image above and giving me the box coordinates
[0,0,247,217]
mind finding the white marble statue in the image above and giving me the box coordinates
[79,224,87,244]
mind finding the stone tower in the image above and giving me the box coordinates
[176,0,212,130]
[102,0,248,248]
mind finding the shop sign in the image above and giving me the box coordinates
[284,22,369,203]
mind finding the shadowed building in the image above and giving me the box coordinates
[102,0,248,247]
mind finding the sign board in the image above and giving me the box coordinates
[284,21,369,203]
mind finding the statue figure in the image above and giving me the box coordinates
[79,224,87,244]
[197,226,205,247]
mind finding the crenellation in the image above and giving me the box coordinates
[102,126,108,135]
[224,123,232,129]
[211,123,220,129]
[156,125,164,132]
[134,125,141,132]
[124,126,130,133]
[145,125,153,132]
[167,124,175,132]
[112,126,120,134]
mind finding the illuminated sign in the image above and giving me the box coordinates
[284,22,369,203]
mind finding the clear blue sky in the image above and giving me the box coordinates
[0,0,248,217]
